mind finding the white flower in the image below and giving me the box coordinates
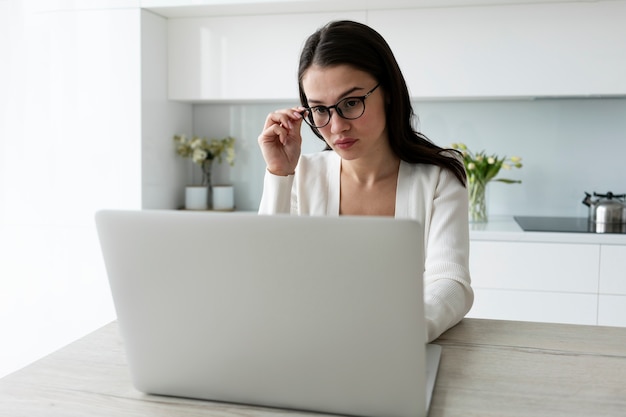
[190,137,203,150]
[174,134,236,167]
[225,148,235,165]
[192,149,207,164]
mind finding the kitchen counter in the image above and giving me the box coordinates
[1,319,625,417]
[470,215,626,245]
[468,216,626,327]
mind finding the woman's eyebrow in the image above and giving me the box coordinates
[307,86,364,105]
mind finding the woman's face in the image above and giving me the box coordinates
[301,64,389,161]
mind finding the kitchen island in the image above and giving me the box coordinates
[1,318,625,417]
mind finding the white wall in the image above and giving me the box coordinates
[192,98,626,215]
[192,103,326,211]
[415,98,626,217]
[141,9,193,209]
[0,2,141,378]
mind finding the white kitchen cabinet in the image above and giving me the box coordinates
[597,245,626,327]
[468,240,601,324]
[363,2,626,98]
[167,12,366,101]
[469,219,626,327]
[469,289,597,325]
[599,245,626,295]
[165,1,626,101]
[598,295,626,327]
[469,241,600,293]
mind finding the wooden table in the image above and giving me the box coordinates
[1,319,625,417]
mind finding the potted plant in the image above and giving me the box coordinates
[173,134,236,210]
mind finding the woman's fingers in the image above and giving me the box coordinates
[264,108,305,130]
[257,107,306,176]
[260,107,305,145]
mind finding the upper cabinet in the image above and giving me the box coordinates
[368,1,626,98]
[160,0,626,101]
[167,12,367,101]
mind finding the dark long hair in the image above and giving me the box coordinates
[298,20,466,186]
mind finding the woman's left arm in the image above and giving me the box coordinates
[422,167,474,342]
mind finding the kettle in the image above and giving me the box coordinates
[582,192,626,224]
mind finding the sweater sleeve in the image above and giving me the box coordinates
[258,170,295,215]
[422,167,474,342]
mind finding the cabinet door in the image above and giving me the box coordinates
[467,289,597,325]
[469,241,600,324]
[599,245,626,295]
[368,1,626,98]
[168,12,366,101]
[470,241,600,293]
[598,295,626,327]
[598,245,626,327]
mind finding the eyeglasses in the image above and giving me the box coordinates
[300,83,380,129]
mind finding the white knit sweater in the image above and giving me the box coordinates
[258,151,474,342]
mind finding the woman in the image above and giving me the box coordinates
[257,20,473,342]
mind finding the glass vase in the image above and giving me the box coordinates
[468,180,488,223]
[201,159,213,187]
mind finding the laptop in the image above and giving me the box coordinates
[95,210,441,417]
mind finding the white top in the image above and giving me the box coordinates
[258,151,474,342]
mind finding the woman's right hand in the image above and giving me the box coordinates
[257,107,306,176]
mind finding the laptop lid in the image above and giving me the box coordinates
[95,210,435,417]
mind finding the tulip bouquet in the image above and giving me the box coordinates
[451,143,522,222]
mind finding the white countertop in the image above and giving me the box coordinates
[470,216,626,245]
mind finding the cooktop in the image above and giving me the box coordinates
[514,216,626,234]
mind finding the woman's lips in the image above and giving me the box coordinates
[334,138,357,150]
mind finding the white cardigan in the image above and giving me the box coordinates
[258,151,474,342]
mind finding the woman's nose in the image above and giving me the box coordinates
[328,111,350,134]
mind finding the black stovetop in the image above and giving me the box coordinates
[514,216,626,234]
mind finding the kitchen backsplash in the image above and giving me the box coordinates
[193,97,626,217]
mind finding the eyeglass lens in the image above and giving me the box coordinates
[307,98,365,128]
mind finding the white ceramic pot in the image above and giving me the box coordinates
[185,186,209,210]
[212,185,234,211]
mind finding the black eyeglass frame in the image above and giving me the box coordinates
[300,83,381,129]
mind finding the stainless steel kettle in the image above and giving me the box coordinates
[582,192,626,224]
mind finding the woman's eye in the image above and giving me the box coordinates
[343,99,359,108]
[312,107,329,115]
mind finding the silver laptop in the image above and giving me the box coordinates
[95,210,441,417]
